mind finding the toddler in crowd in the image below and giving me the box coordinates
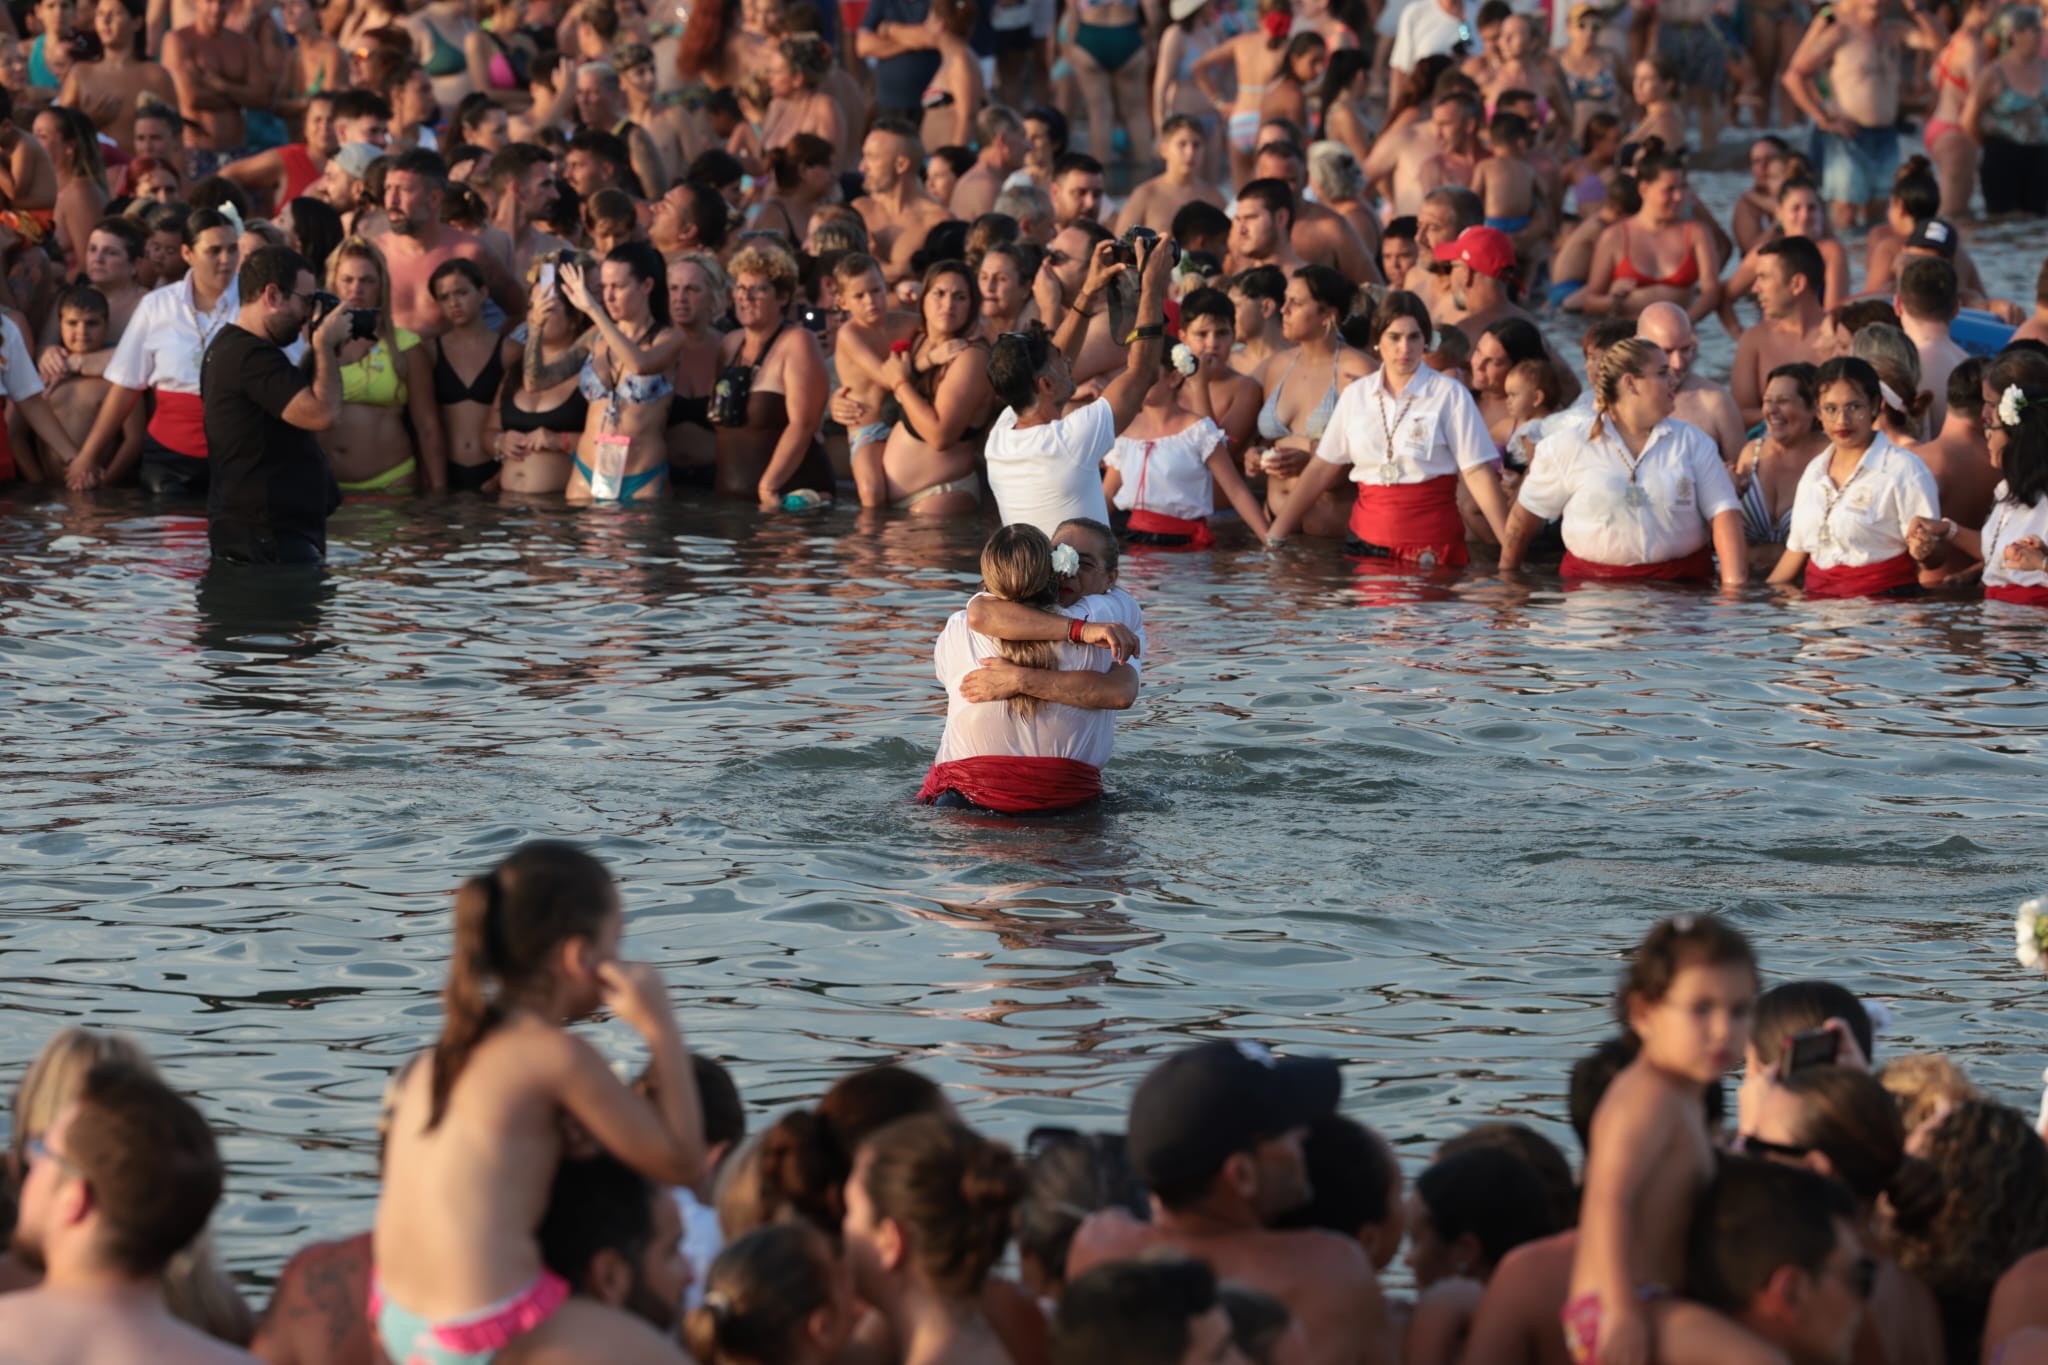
[1472,113,1541,239]
[1502,357,1561,475]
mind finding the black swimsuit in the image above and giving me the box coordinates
[437,342,510,491]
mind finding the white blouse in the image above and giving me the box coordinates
[1518,416,1740,565]
[1314,365,1495,486]
[1105,417,1227,521]
[1982,483,2048,590]
[105,277,241,395]
[1784,434,1939,569]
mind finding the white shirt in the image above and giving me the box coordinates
[105,276,241,395]
[1540,391,1596,441]
[1067,587,1146,672]
[1315,365,1495,484]
[1518,416,1740,565]
[673,1187,723,1312]
[1982,484,2048,590]
[1391,0,1482,75]
[986,397,1115,535]
[1784,433,1938,568]
[0,315,43,402]
[1105,417,1226,521]
[931,609,1121,770]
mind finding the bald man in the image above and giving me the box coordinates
[854,118,955,284]
[1638,302,1746,466]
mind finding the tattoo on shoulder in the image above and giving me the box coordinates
[525,336,588,388]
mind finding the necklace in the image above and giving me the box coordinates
[1374,371,1418,485]
[1815,442,1876,552]
[1613,422,1653,509]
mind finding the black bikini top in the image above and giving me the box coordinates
[433,339,507,406]
[499,381,589,435]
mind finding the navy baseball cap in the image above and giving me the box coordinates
[1126,1040,1341,1193]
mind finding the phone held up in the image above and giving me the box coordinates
[1781,1027,1839,1077]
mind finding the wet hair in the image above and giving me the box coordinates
[857,1114,1022,1297]
[1172,199,1232,252]
[57,281,108,321]
[1897,1102,2048,1364]
[1891,155,1941,223]
[1616,914,1758,1034]
[1507,357,1561,411]
[1899,256,1960,322]
[1058,517,1120,576]
[1775,1065,1942,1232]
[428,841,618,1129]
[767,133,835,191]
[238,245,312,306]
[1686,1156,1857,1315]
[684,1223,839,1365]
[1814,355,1884,412]
[1218,1285,1292,1365]
[978,524,1059,715]
[1764,362,1821,426]
[1236,178,1295,226]
[1292,263,1355,318]
[1853,324,1930,431]
[1054,1257,1223,1365]
[1414,1146,1559,1274]
[755,1063,946,1236]
[1015,1130,1149,1290]
[599,240,671,330]
[1369,289,1433,348]
[65,1064,224,1278]
[1568,1036,1639,1153]
[1179,285,1235,334]
[537,1154,657,1294]
[1275,1113,1395,1235]
[990,324,1059,414]
[1758,235,1826,299]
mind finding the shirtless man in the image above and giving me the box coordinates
[1066,1041,1396,1365]
[1638,302,1746,464]
[1251,142,1377,283]
[1421,91,1484,193]
[573,62,666,202]
[1178,286,1263,458]
[1403,185,1483,318]
[854,118,953,284]
[647,181,725,266]
[1438,226,1582,405]
[1914,357,2000,531]
[0,1065,258,1365]
[329,89,391,152]
[1226,179,1307,276]
[0,86,59,215]
[950,105,1025,220]
[377,149,523,337]
[1029,218,1124,384]
[486,142,571,282]
[1116,116,1224,236]
[1733,236,1829,427]
[1896,256,1965,432]
[1783,0,1944,227]
[161,0,271,174]
[1049,152,1106,225]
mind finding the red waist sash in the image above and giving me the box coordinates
[1127,508,1215,548]
[1987,583,2048,607]
[148,390,208,459]
[1560,545,1715,582]
[1347,473,1469,564]
[916,755,1103,813]
[1804,552,1918,599]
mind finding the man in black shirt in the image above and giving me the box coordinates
[203,246,351,565]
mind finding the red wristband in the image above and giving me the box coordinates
[1068,617,1085,643]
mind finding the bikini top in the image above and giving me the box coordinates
[500,379,589,435]
[1566,64,1618,104]
[432,338,507,406]
[883,335,991,447]
[1256,349,1341,443]
[423,20,467,76]
[579,346,676,407]
[341,329,420,408]
[1611,222,1701,290]
[1984,77,2048,143]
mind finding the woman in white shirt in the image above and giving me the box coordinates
[1103,342,1270,548]
[1908,379,2048,606]
[1768,356,1941,599]
[1500,336,1745,584]
[1266,290,1510,567]
[917,524,1139,814]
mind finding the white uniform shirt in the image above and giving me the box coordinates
[105,276,241,395]
[1518,416,1739,565]
[1784,433,1938,569]
[1105,417,1226,521]
[1315,364,1495,485]
[1982,484,2048,591]
[986,397,1115,536]
[0,315,44,402]
[1391,0,1483,75]
[931,612,1120,769]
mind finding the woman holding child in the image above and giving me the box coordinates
[1568,144,1721,322]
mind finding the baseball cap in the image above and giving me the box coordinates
[332,142,383,181]
[1433,225,1517,280]
[1906,217,1957,259]
[1126,1040,1341,1194]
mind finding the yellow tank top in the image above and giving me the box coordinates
[341,328,420,408]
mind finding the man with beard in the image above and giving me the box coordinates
[1435,225,1581,402]
[0,1062,255,1364]
[854,119,955,284]
[573,63,665,204]
[1226,180,1306,275]
[486,142,574,282]
[377,149,523,336]
[202,246,349,565]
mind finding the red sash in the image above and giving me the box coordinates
[1803,553,1918,599]
[1347,473,1469,565]
[1987,583,2048,607]
[1560,546,1716,582]
[148,390,209,459]
[916,755,1103,813]
[1127,508,1215,548]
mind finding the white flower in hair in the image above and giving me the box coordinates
[1170,342,1198,377]
[2018,898,2048,969]
[2001,384,2029,428]
[1051,543,1081,577]
[218,201,245,236]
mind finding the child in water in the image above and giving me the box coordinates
[1565,914,1758,1365]
[371,841,708,1364]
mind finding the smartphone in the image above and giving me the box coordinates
[538,263,558,295]
[1782,1027,1839,1076]
[346,308,379,340]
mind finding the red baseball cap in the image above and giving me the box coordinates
[1433,225,1517,280]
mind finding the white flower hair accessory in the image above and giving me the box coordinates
[2000,385,2030,428]
[217,201,245,236]
[2017,897,2047,969]
[1051,543,1081,577]
[1170,342,1198,377]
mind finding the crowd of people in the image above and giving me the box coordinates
[7,868,2048,1365]
[0,0,2028,602]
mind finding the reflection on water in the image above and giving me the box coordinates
[3,482,2046,1281]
